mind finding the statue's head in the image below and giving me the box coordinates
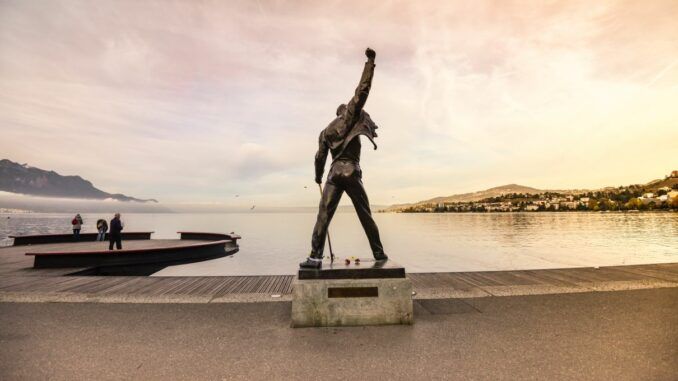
[336,104,347,116]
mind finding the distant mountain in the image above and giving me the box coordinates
[386,184,548,211]
[643,176,678,190]
[0,159,157,203]
[386,173,678,212]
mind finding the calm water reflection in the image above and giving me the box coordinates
[1,212,676,275]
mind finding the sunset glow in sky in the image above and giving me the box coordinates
[1,1,677,206]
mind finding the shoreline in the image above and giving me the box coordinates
[383,209,678,214]
[3,209,677,215]
[1,240,677,304]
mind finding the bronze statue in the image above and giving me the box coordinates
[300,47,387,269]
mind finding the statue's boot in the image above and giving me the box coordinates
[374,253,388,261]
[299,257,322,269]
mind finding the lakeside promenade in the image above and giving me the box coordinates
[1,242,677,379]
[1,288,677,380]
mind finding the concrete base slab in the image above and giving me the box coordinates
[291,277,413,327]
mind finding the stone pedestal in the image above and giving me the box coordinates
[291,259,413,327]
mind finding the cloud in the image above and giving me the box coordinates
[1,0,677,206]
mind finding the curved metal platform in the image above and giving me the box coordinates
[20,232,240,270]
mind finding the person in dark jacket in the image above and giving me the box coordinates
[108,213,123,250]
[300,47,387,269]
[96,219,108,241]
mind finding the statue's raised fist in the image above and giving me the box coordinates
[365,47,376,60]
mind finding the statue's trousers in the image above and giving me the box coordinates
[310,160,384,259]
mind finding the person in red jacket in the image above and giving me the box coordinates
[71,214,83,241]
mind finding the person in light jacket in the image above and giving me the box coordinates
[96,219,108,241]
[71,214,83,240]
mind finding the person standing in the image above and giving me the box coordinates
[71,214,83,240]
[108,213,123,250]
[96,219,108,241]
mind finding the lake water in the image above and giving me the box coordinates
[1,212,676,276]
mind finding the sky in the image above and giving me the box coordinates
[1,0,677,207]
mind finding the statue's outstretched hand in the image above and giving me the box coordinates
[365,47,376,61]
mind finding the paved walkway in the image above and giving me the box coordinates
[1,288,676,380]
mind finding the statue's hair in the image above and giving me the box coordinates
[336,104,347,116]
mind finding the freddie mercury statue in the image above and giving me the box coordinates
[300,47,387,269]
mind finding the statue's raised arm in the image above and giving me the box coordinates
[344,48,376,127]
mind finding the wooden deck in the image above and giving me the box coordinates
[1,242,678,303]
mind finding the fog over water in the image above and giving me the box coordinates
[1,212,676,276]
